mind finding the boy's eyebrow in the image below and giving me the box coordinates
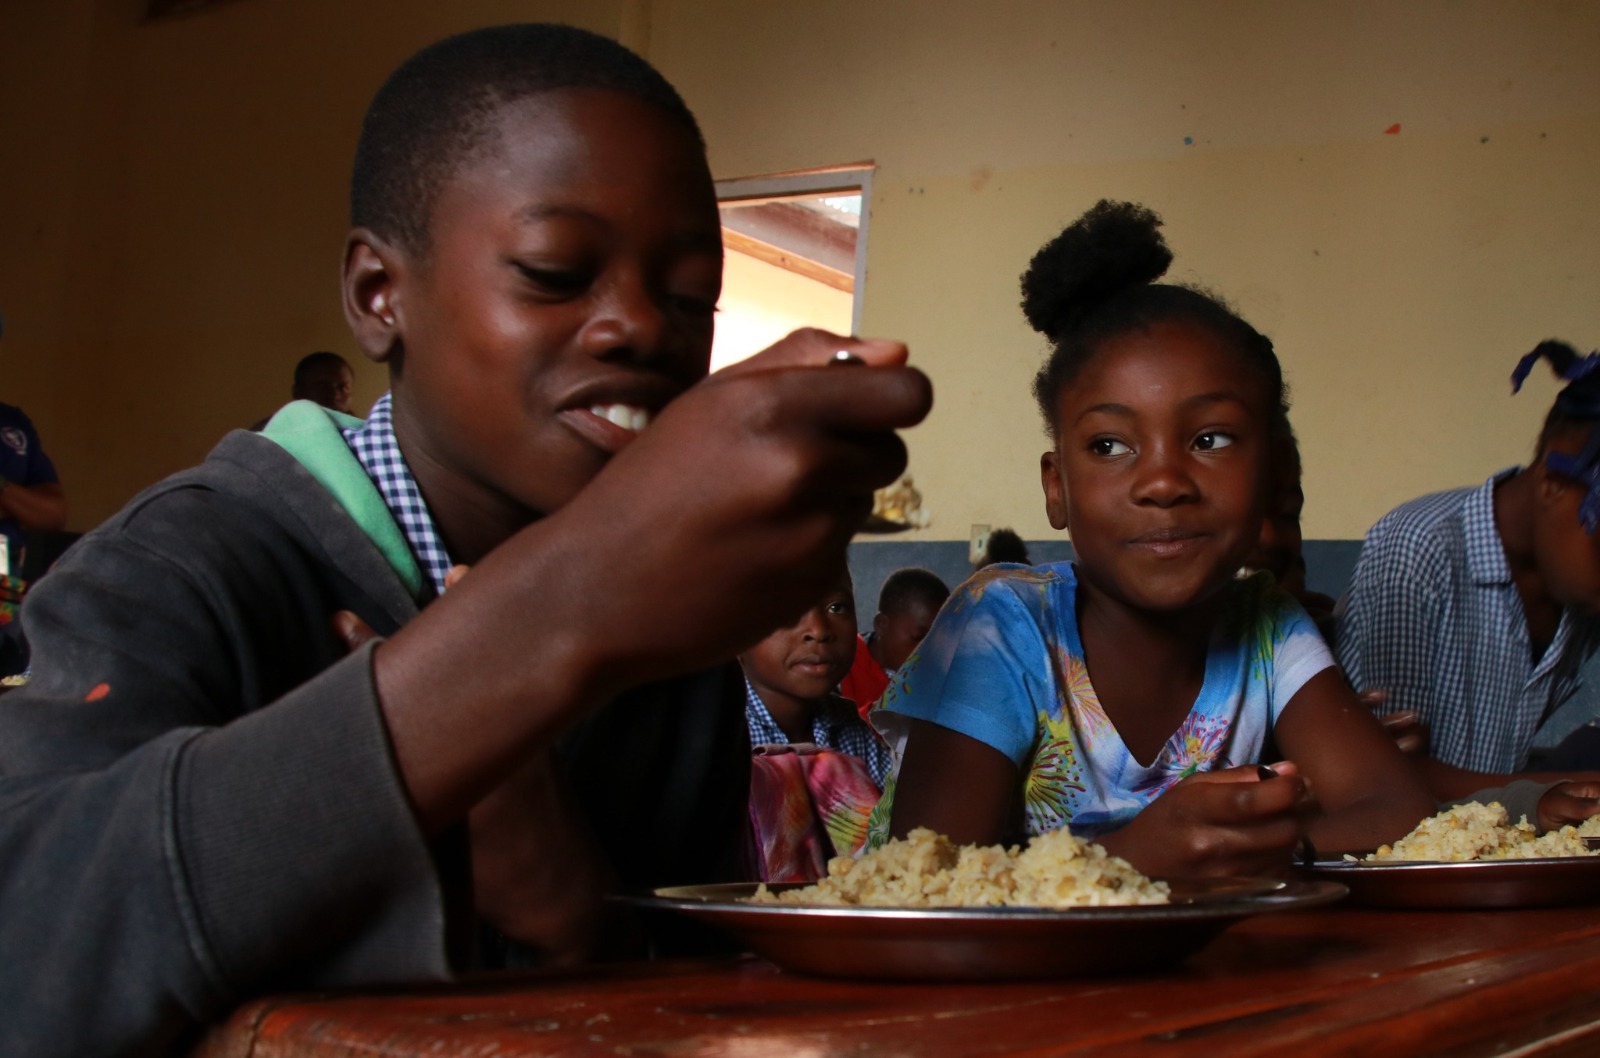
[515,203,605,225]
[515,203,724,251]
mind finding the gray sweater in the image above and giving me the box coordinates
[0,427,748,1055]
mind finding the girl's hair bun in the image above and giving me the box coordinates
[1020,200,1173,342]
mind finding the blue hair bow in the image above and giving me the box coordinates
[1510,344,1600,394]
[1514,343,1600,534]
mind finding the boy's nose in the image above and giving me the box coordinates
[584,276,671,363]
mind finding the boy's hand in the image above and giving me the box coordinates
[548,328,932,687]
[1537,780,1600,833]
[1098,763,1319,879]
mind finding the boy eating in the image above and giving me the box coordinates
[0,24,930,1057]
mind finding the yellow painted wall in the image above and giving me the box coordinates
[0,0,632,528]
[2,0,1597,542]
[653,0,1600,541]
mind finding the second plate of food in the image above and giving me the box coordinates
[1301,857,1600,910]
[629,877,1346,981]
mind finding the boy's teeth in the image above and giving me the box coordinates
[591,404,652,433]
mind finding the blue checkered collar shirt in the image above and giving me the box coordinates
[744,679,891,787]
[341,392,454,599]
[1337,468,1600,772]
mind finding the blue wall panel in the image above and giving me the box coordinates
[847,538,1363,629]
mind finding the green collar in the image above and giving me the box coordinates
[259,400,425,601]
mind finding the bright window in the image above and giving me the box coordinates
[712,166,872,372]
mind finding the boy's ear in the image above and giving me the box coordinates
[1041,450,1070,531]
[342,228,405,365]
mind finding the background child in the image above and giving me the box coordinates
[0,25,932,1057]
[743,564,891,786]
[839,566,950,717]
[1240,425,1335,622]
[873,200,1431,879]
[1338,340,1600,802]
[742,564,890,879]
[975,527,1031,568]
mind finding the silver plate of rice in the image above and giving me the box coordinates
[1301,858,1600,910]
[633,829,1345,980]
[1301,802,1600,909]
[634,878,1344,980]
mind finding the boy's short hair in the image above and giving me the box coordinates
[877,567,950,616]
[351,23,705,255]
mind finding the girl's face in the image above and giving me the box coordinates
[1040,320,1273,615]
[1531,435,1600,613]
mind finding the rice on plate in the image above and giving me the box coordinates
[750,826,1169,908]
[1361,802,1600,862]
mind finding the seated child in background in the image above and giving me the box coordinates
[839,565,951,718]
[1337,340,1600,823]
[292,350,356,415]
[743,564,892,786]
[871,200,1434,878]
[1240,424,1335,622]
[1241,425,1444,772]
[742,564,891,880]
[975,526,1031,569]
[250,351,355,430]
[0,25,931,1057]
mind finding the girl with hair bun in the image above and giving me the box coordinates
[871,201,1431,878]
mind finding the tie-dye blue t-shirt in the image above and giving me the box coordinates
[871,562,1333,840]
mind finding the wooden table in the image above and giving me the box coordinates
[196,907,1600,1057]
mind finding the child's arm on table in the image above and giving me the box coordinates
[889,718,1316,878]
[885,575,1316,878]
[1092,765,1315,878]
[1354,688,1600,822]
[888,718,1018,847]
[1273,667,1435,853]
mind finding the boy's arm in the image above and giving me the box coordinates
[0,332,927,1055]
[1418,757,1600,808]
[0,492,455,1058]
[371,333,931,836]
